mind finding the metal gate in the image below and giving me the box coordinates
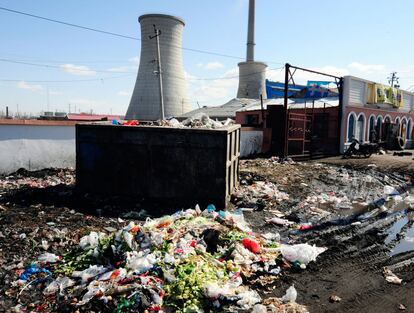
[282,64,343,159]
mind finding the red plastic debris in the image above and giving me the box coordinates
[242,238,260,254]
[298,224,313,231]
[123,120,139,126]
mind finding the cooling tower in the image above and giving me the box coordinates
[126,14,191,120]
[237,0,268,99]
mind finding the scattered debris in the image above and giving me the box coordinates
[383,268,403,285]
[399,303,407,311]
[329,295,342,303]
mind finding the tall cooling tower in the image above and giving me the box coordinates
[126,14,191,120]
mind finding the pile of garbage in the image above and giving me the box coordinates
[112,114,234,130]
[10,205,325,312]
[162,114,234,129]
[232,181,289,209]
[0,169,75,191]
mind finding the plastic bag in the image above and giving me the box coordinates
[237,290,261,310]
[126,251,157,273]
[72,265,109,283]
[38,252,61,263]
[44,277,75,295]
[266,217,294,226]
[79,232,100,250]
[383,185,398,196]
[282,285,297,303]
[281,243,326,265]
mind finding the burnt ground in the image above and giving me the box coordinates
[0,154,414,312]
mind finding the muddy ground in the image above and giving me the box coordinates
[0,155,413,312]
[237,156,414,313]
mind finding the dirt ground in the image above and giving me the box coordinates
[321,150,414,175]
[0,153,413,312]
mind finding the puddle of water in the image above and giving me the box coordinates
[385,213,414,256]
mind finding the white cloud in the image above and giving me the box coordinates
[267,65,349,84]
[197,62,225,70]
[204,62,225,70]
[186,67,239,106]
[348,62,386,73]
[118,90,132,97]
[17,81,43,92]
[108,66,133,73]
[129,55,140,66]
[49,90,62,96]
[61,64,96,76]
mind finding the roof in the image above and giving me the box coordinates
[66,113,124,121]
[179,98,259,119]
[0,119,79,126]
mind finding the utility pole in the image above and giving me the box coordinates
[149,24,165,120]
[388,72,400,88]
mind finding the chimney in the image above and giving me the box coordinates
[237,0,267,99]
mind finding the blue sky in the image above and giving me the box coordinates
[1,0,414,115]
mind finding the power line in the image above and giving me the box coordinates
[0,74,135,83]
[0,56,285,81]
[0,58,135,74]
[0,6,284,65]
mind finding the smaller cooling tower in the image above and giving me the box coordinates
[236,0,267,99]
[126,14,191,121]
[237,61,267,99]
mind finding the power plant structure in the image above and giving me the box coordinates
[236,0,268,99]
[126,14,191,121]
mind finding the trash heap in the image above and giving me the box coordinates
[112,113,234,130]
[0,169,75,191]
[232,181,289,209]
[12,206,325,313]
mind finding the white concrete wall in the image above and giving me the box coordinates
[240,130,263,157]
[0,124,75,174]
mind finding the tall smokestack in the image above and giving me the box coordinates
[126,14,191,121]
[246,0,255,62]
[237,0,267,99]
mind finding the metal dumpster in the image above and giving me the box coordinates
[76,123,240,210]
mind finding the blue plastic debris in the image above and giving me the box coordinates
[19,264,52,282]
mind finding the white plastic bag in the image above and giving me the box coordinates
[79,232,100,250]
[281,243,326,265]
[237,290,261,310]
[72,265,109,283]
[38,252,60,263]
[282,285,297,303]
[43,277,75,295]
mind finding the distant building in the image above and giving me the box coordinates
[38,112,124,122]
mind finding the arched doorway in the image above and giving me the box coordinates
[401,118,407,143]
[347,113,356,142]
[355,114,365,142]
[376,116,383,141]
[407,119,412,141]
[368,115,376,142]
[382,115,391,141]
